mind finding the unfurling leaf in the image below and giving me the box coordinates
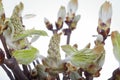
[13,29,48,41]
[12,46,39,65]
[62,43,105,76]
[61,45,78,56]
[42,33,61,68]
[111,31,120,63]
[48,33,61,60]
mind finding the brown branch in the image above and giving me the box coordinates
[0,34,11,58]
[22,65,31,80]
[1,64,14,80]
[84,71,93,80]
[4,58,29,80]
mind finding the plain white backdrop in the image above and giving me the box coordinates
[0,0,120,80]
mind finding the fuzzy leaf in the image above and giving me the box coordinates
[61,45,78,55]
[13,29,48,41]
[12,46,39,65]
[62,44,105,69]
[71,50,98,67]
[111,31,120,63]
[48,33,61,60]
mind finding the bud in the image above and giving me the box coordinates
[0,48,5,65]
[44,17,53,30]
[70,15,80,30]
[12,2,24,17]
[67,0,78,16]
[99,1,112,24]
[56,6,66,30]
[97,1,112,42]
[57,6,66,21]
[55,18,63,30]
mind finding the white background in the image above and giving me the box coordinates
[0,0,120,80]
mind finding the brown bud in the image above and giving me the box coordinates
[46,22,53,31]
[44,17,53,31]
[0,48,5,65]
[56,17,63,30]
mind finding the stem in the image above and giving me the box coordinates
[4,58,28,80]
[63,29,71,80]
[56,74,60,80]
[64,28,71,45]
[22,65,31,80]
[84,71,93,80]
[52,29,58,34]
[66,32,71,45]
[36,59,40,64]
[0,34,11,58]
[0,34,29,80]
[33,61,36,67]
[1,64,14,80]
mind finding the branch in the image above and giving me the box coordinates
[0,34,11,58]
[1,64,14,80]
[4,58,29,80]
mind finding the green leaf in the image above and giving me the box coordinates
[63,43,105,69]
[111,31,120,63]
[12,46,39,65]
[61,45,78,55]
[13,29,48,41]
[71,50,98,67]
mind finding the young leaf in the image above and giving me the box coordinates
[61,45,78,55]
[13,29,48,41]
[12,46,39,65]
[111,31,120,63]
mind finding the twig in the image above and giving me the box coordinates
[0,34,11,58]
[4,58,29,80]
[22,65,31,80]
[1,64,14,80]
[63,28,72,80]
[84,71,93,80]
[66,31,71,45]
[0,34,29,80]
